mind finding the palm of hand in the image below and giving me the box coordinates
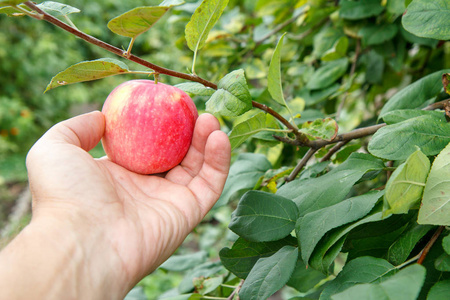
[26,111,230,288]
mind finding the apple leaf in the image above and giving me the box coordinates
[339,0,384,20]
[0,5,28,16]
[206,69,252,117]
[185,0,229,52]
[229,190,299,242]
[443,73,450,95]
[298,118,338,141]
[36,1,80,17]
[175,82,215,96]
[368,114,450,160]
[228,112,280,150]
[107,4,180,38]
[45,58,129,92]
[268,33,287,107]
[427,280,450,300]
[402,0,450,40]
[383,149,430,216]
[331,264,426,300]
[418,141,450,226]
[443,234,450,255]
[0,0,23,8]
[239,245,298,300]
[306,58,349,90]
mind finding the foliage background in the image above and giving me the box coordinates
[1,0,450,299]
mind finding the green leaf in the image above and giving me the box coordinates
[380,69,450,118]
[0,5,28,16]
[205,69,252,117]
[219,236,297,279]
[321,36,349,61]
[239,245,298,300]
[313,27,343,59]
[159,251,207,272]
[36,1,80,17]
[277,153,385,216]
[368,115,450,160]
[339,0,385,20]
[306,58,348,90]
[298,118,338,141]
[443,234,450,255]
[331,264,426,300]
[418,142,450,226]
[229,190,299,242]
[427,280,450,300]
[387,224,434,265]
[443,73,450,95]
[402,0,450,40]
[195,276,223,295]
[174,82,215,96]
[185,0,229,52]
[0,0,23,7]
[108,6,172,38]
[287,258,327,293]
[178,261,224,293]
[359,24,398,46]
[309,203,386,273]
[268,33,288,106]
[435,252,450,271]
[45,58,129,92]
[381,109,445,124]
[299,190,383,266]
[228,112,266,150]
[383,149,430,216]
[216,153,271,207]
[320,256,397,300]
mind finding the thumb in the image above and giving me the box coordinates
[37,111,105,152]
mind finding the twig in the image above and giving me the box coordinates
[254,9,305,46]
[417,226,444,265]
[423,98,450,111]
[386,161,394,180]
[287,148,318,182]
[251,101,301,136]
[23,1,218,89]
[320,140,350,162]
[336,38,361,121]
[308,123,386,149]
[227,279,244,300]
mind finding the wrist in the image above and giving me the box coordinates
[0,214,128,300]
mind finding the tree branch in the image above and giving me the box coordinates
[320,140,350,162]
[24,1,218,89]
[286,148,317,182]
[417,226,444,265]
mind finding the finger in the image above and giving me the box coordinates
[187,129,231,216]
[165,113,220,184]
[36,111,105,152]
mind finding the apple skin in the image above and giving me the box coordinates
[101,80,198,174]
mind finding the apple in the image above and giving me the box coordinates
[101,80,198,174]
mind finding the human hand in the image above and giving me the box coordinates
[5,111,230,299]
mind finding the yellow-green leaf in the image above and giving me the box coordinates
[36,1,80,17]
[185,0,229,52]
[228,112,272,150]
[418,142,450,226]
[268,33,287,106]
[107,6,171,38]
[298,118,338,141]
[45,58,129,92]
[383,149,430,216]
[0,0,23,8]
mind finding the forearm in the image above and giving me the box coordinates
[0,217,127,300]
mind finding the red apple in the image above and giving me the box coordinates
[101,80,198,174]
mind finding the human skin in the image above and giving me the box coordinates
[0,111,231,300]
